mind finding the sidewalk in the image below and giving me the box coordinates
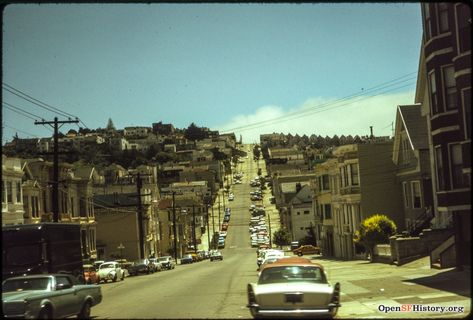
[314,256,471,318]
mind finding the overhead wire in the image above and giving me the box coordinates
[220,72,417,133]
[3,101,43,120]
[2,82,91,131]
[2,82,77,119]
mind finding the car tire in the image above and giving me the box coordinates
[77,300,91,319]
[297,252,303,256]
[113,274,117,282]
[121,273,125,281]
[38,307,52,319]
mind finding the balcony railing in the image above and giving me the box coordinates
[340,185,360,195]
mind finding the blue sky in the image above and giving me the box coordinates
[2,3,422,144]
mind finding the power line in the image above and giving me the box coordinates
[220,72,417,133]
[3,101,43,120]
[2,82,77,119]
[3,104,38,121]
[2,124,42,138]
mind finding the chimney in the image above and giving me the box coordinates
[296,182,302,193]
[370,126,374,139]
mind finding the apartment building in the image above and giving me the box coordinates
[288,185,314,242]
[332,142,404,260]
[312,158,338,257]
[418,2,471,267]
[392,104,434,235]
[2,156,25,225]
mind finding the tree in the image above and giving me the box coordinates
[106,118,116,131]
[353,214,397,262]
[273,228,292,249]
[184,122,207,141]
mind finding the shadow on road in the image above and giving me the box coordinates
[404,268,471,298]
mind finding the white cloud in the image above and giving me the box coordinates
[216,91,415,143]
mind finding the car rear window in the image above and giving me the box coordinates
[258,266,327,284]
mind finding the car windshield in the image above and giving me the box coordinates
[2,277,51,292]
[100,263,115,269]
[258,266,327,285]
[158,257,169,262]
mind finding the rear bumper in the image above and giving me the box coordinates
[247,303,340,318]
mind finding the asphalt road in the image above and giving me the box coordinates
[91,145,470,319]
[92,145,265,319]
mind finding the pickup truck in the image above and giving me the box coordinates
[2,274,102,319]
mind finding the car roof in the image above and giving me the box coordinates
[260,257,324,271]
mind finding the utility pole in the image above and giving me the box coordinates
[217,193,221,231]
[136,173,145,259]
[268,213,272,248]
[172,192,178,262]
[35,117,79,222]
[206,204,211,251]
[128,173,152,260]
[211,193,216,249]
[192,204,197,254]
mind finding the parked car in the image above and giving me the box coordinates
[293,245,321,256]
[83,264,100,284]
[157,256,176,270]
[247,257,341,319]
[128,259,155,276]
[2,274,103,319]
[148,258,163,272]
[290,241,300,251]
[97,261,125,283]
[210,250,223,261]
[93,260,105,270]
[181,254,194,264]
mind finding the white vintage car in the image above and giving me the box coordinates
[247,257,340,319]
[97,261,125,283]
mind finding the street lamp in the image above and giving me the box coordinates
[117,243,125,260]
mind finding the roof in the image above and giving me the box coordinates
[398,104,429,150]
[261,257,324,271]
[290,185,312,205]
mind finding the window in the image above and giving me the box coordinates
[450,144,467,188]
[70,197,75,217]
[402,182,410,208]
[322,174,330,190]
[23,196,29,216]
[350,163,359,185]
[304,210,310,215]
[401,137,412,164]
[324,204,332,219]
[443,66,457,110]
[7,182,13,203]
[429,71,439,113]
[16,182,21,203]
[423,3,433,40]
[33,196,40,218]
[463,88,471,138]
[438,3,449,33]
[456,4,471,53]
[411,181,422,209]
[435,147,445,191]
[343,166,349,187]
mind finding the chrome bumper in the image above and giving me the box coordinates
[247,303,341,318]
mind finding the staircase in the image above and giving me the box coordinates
[430,234,456,269]
[410,208,434,236]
